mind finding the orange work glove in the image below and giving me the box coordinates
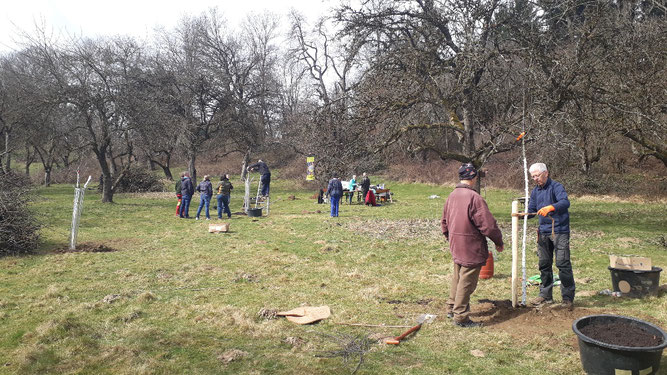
[537,205,555,217]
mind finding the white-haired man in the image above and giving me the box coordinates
[527,163,575,310]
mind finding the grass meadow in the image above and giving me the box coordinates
[1,173,666,374]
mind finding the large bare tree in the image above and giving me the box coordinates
[334,0,528,187]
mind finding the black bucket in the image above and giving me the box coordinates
[573,314,667,375]
[608,266,662,298]
[247,208,262,217]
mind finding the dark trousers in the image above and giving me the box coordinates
[179,195,192,218]
[538,232,575,302]
[217,194,231,218]
[447,263,482,323]
[260,173,271,196]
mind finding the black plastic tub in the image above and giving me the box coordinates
[608,266,662,298]
[247,208,262,217]
[572,314,667,375]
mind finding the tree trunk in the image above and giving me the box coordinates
[4,131,11,173]
[187,151,197,184]
[44,167,52,187]
[162,165,173,180]
[241,148,251,181]
[462,106,475,158]
[96,151,114,203]
[61,154,70,169]
[462,106,481,193]
[23,144,30,176]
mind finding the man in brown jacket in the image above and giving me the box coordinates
[441,163,504,327]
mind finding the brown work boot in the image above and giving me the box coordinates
[558,300,574,311]
[529,296,553,306]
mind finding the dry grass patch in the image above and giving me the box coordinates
[218,348,249,364]
[576,194,667,203]
[123,192,173,199]
[347,219,442,241]
[137,291,157,302]
[190,304,280,337]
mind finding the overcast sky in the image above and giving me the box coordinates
[1,0,332,52]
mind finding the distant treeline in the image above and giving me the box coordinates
[0,1,664,201]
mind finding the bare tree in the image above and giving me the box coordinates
[157,12,234,183]
[285,12,370,179]
[334,0,529,190]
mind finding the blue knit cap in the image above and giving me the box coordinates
[458,163,478,180]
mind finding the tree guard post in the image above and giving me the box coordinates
[511,199,519,307]
[70,173,91,250]
[244,175,252,214]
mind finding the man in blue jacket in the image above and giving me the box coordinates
[527,163,575,310]
[247,159,271,197]
[179,172,195,219]
[326,173,343,217]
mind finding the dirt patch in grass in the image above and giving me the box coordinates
[348,219,442,241]
[472,299,623,347]
[52,242,118,253]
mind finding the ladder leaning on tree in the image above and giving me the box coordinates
[254,177,269,215]
[242,175,269,216]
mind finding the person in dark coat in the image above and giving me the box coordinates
[360,173,371,203]
[526,162,575,310]
[195,175,213,220]
[179,172,195,218]
[216,174,234,219]
[326,173,343,217]
[441,163,504,327]
[247,159,271,197]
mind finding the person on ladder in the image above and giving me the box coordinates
[247,159,271,197]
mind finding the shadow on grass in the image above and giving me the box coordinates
[471,299,532,326]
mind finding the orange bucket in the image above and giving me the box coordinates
[480,254,494,279]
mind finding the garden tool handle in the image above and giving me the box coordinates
[386,323,422,345]
[547,213,555,238]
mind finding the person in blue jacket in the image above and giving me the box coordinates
[247,159,271,197]
[326,173,343,217]
[179,172,195,219]
[195,175,213,220]
[526,163,575,310]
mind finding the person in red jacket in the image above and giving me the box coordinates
[441,163,504,327]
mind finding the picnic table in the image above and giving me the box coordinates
[375,188,393,203]
[340,187,393,204]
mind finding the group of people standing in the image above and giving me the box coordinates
[174,160,270,220]
[175,172,233,220]
[441,162,574,327]
[325,172,372,217]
